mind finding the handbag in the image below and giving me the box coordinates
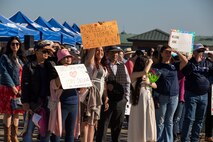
[37,108,48,137]
[11,97,23,110]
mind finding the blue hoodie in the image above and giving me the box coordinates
[182,57,213,95]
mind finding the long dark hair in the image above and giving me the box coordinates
[159,45,172,63]
[131,56,146,105]
[5,36,27,64]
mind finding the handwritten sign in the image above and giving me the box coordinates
[80,20,120,49]
[168,29,195,53]
[54,64,92,90]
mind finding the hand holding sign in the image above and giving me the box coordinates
[168,29,195,53]
[54,64,92,90]
[80,20,120,49]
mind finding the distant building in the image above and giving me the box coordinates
[122,28,213,51]
[127,29,169,51]
[119,31,136,49]
[194,36,213,49]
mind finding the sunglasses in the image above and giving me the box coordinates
[40,50,50,54]
[164,50,171,54]
[11,42,20,46]
[197,49,205,53]
[52,46,60,49]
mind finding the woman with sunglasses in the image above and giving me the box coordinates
[0,36,27,142]
[153,45,188,142]
[21,40,54,142]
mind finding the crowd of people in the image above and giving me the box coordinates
[0,36,212,142]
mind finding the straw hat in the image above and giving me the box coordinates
[124,47,135,54]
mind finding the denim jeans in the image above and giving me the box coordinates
[155,95,178,142]
[51,103,78,142]
[22,116,50,142]
[173,101,185,136]
[181,91,208,142]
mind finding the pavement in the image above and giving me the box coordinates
[0,114,207,142]
[0,114,128,142]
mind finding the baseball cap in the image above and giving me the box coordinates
[193,43,205,51]
[107,46,123,52]
[34,40,55,52]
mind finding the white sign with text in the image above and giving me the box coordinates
[54,64,92,90]
[168,29,195,53]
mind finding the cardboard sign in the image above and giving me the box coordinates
[168,29,195,53]
[80,20,120,49]
[54,64,92,89]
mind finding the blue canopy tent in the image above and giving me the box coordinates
[63,22,82,45]
[0,23,19,41]
[34,16,75,45]
[0,15,40,41]
[48,18,82,44]
[63,22,80,34]
[9,11,61,43]
[72,23,80,33]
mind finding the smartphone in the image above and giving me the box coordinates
[204,52,208,58]
[204,51,213,58]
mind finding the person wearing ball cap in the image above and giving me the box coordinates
[34,40,55,54]
[193,43,205,51]
[181,43,213,142]
[22,40,55,142]
[96,45,131,142]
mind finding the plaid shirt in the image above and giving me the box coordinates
[106,61,131,101]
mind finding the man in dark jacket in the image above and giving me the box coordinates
[181,43,213,142]
[21,40,55,142]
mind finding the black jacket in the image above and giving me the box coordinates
[21,58,56,109]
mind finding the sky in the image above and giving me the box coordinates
[0,0,213,36]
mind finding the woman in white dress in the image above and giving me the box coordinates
[128,56,157,142]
